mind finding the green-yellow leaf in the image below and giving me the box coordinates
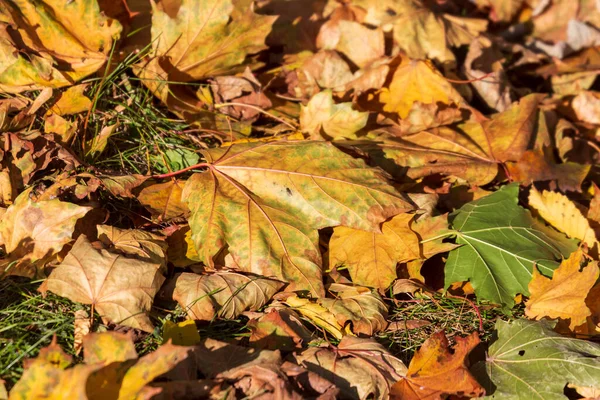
[182,141,413,296]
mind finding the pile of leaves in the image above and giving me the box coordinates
[3,0,600,398]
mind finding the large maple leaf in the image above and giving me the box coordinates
[182,141,414,296]
[0,0,121,93]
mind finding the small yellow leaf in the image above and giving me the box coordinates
[379,58,462,119]
[163,320,201,346]
[300,90,368,139]
[529,187,597,247]
[284,295,347,340]
[48,85,92,116]
[525,250,599,330]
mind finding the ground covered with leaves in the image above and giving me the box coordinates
[2,0,600,398]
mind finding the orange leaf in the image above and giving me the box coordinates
[391,332,484,399]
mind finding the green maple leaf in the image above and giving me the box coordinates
[444,184,577,310]
[473,319,600,399]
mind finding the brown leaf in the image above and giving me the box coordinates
[42,235,165,332]
[73,309,91,356]
[390,332,484,399]
[507,147,591,192]
[249,308,314,351]
[293,336,407,399]
[319,284,388,336]
[171,271,284,321]
[211,68,272,121]
[97,225,168,271]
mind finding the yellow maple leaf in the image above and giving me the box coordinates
[379,58,462,119]
[529,187,597,247]
[525,250,599,330]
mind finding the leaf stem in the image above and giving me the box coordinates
[419,230,456,244]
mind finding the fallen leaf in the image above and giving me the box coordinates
[507,147,591,192]
[525,250,599,330]
[162,320,202,346]
[300,90,368,139]
[473,319,600,398]
[137,179,188,221]
[0,189,91,277]
[529,187,597,247]
[293,336,407,400]
[391,331,484,399]
[135,0,276,110]
[284,294,347,340]
[249,308,313,351]
[319,284,388,336]
[475,0,525,22]
[42,235,165,332]
[371,93,543,185]
[329,213,419,290]
[0,0,122,92]
[171,271,284,321]
[210,68,272,121]
[445,184,577,310]
[319,19,385,68]
[73,309,91,355]
[97,225,168,271]
[182,141,413,296]
[380,58,462,119]
[48,85,92,116]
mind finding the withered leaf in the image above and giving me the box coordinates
[172,271,284,321]
[42,235,165,332]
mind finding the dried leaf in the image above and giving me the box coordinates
[42,235,165,332]
[0,0,121,92]
[380,59,462,119]
[73,309,91,355]
[171,271,284,321]
[529,187,597,247]
[48,85,92,116]
[391,332,484,399]
[138,179,188,221]
[300,90,368,139]
[293,336,407,400]
[525,250,599,330]
[249,308,313,351]
[0,189,91,276]
[329,213,419,290]
[97,225,168,271]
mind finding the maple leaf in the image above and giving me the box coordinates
[135,0,276,109]
[249,308,314,351]
[182,141,413,296]
[529,187,597,247]
[48,85,92,116]
[97,225,168,270]
[9,332,191,400]
[445,184,577,310]
[318,19,385,68]
[345,0,487,63]
[300,90,368,139]
[137,179,188,221]
[473,319,600,399]
[293,336,407,399]
[42,235,165,332]
[329,213,420,290]
[507,147,591,192]
[0,0,121,93]
[391,331,484,399]
[380,58,463,119]
[319,284,388,336]
[171,271,284,321]
[370,93,544,185]
[0,189,91,277]
[525,250,599,330]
